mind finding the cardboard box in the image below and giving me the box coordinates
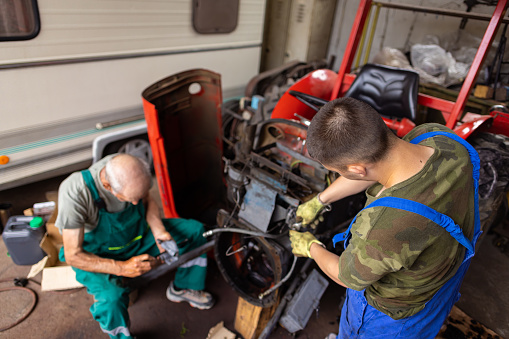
[46,206,62,246]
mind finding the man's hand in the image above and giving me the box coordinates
[289,230,324,258]
[296,195,329,229]
[153,230,173,253]
[117,254,157,277]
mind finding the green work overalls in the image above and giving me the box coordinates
[59,170,207,339]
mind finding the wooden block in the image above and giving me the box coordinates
[234,296,279,339]
[41,266,83,291]
[474,85,490,98]
[491,87,508,101]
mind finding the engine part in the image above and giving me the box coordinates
[214,230,292,307]
[216,89,338,310]
[157,239,179,265]
[279,269,329,333]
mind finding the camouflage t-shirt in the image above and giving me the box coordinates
[337,123,475,320]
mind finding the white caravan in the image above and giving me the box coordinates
[0,0,266,190]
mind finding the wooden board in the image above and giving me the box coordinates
[234,296,279,339]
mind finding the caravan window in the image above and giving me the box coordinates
[0,0,40,41]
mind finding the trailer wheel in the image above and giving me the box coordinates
[103,136,154,172]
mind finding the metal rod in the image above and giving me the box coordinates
[354,6,373,68]
[363,4,381,66]
[127,240,215,289]
[0,43,262,70]
[203,227,284,239]
[95,115,145,129]
[331,0,373,100]
[447,0,508,129]
[374,1,509,24]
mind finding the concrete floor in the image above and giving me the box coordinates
[1,175,508,339]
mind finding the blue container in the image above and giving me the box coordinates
[2,216,47,265]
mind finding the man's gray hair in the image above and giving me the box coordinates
[104,154,151,194]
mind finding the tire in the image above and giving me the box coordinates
[102,135,154,172]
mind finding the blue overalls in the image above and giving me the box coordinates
[59,170,208,339]
[332,132,481,339]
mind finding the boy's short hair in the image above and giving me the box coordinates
[306,97,396,169]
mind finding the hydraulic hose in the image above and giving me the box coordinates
[203,227,285,239]
[258,255,298,299]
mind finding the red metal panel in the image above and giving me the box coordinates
[142,69,224,220]
[142,98,180,218]
[488,111,509,136]
[446,0,508,129]
[417,94,455,121]
[271,69,337,121]
[453,115,493,139]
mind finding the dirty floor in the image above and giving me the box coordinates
[1,175,508,339]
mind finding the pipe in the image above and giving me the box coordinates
[257,259,313,339]
[203,227,284,239]
[127,240,215,289]
[258,255,298,299]
[374,1,509,24]
[354,6,372,68]
[363,3,381,66]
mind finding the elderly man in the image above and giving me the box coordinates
[290,98,480,338]
[56,153,214,339]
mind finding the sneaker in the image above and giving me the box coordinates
[166,281,215,310]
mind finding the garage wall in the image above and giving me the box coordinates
[327,0,503,71]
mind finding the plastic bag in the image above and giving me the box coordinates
[410,44,450,76]
[372,47,412,69]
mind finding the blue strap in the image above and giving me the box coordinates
[81,170,106,210]
[332,131,481,262]
[410,131,481,246]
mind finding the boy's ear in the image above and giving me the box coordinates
[346,164,367,177]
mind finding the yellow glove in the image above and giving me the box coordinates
[289,230,324,258]
[296,194,329,229]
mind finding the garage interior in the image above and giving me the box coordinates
[2,1,509,339]
[0,174,508,339]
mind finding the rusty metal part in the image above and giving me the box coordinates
[127,240,215,290]
[374,1,509,24]
[142,69,226,221]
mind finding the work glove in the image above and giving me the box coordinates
[289,230,324,258]
[296,194,330,229]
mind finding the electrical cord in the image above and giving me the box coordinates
[0,276,83,332]
[0,278,37,332]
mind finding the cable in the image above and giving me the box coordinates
[0,278,37,332]
[0,276,83,332]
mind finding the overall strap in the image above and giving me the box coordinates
[410,131,481,246]
[81,170,107,210]
[333,197,475,261]
[332,131,481,262]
